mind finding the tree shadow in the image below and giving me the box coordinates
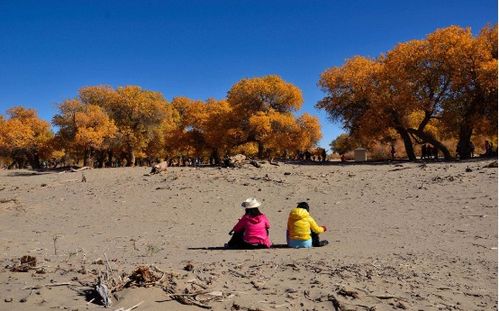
[5,171,55,177]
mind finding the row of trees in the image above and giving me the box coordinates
[0,76,322,168]
[317,25,498,160]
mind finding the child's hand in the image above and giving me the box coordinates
[321,226,327,232]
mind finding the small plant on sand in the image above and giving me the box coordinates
[145,243,161,256]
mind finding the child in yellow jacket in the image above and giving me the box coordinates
[287,202,328,248]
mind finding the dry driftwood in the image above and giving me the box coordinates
[86,262,225,309]
[96,275,111,307]
[70,166,92,172]
[250,160,261,168]
[483,160,498,168]
[10,255,37,272]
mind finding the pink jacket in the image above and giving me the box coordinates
[232,214,271,248]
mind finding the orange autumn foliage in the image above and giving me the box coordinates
[318,24,498,161]
[0,107,53,168]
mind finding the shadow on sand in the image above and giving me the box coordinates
[188,244,290,250]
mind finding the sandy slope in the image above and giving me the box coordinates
[0,160,496,311]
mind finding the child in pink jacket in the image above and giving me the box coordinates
[226,198,272,249]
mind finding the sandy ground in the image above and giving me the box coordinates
[0,160,497,311]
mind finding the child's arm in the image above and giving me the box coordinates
[263,215,270,236]
[232,217,246,233]
[264,215,270,229]
[308,216,325,234]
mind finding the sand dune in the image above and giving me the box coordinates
[0,160,497,310]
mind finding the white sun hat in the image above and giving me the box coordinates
[241,197,261,209]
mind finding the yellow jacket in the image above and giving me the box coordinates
[287,208,324,241]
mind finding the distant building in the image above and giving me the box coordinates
[354,148,367,162]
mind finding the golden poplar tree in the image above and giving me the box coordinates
[227,75,312,158]
[53,100,117,166]
[78,85,175,166]
[318,25,498,161]
[0,107,53,168]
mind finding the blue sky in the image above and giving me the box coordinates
[0,0,497,150]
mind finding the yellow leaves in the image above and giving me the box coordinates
[231,142,259,157]
[5,75,319,165]
[73,105,117,150]
[317,56,381,125]
[295,113,322,151]
[407,111,440,138]
[2,118,34,149]
[76,85,177,163]
[478,24,498,59]
[224,75,319,156]
[54,100,116,152]
[50,149,65,160]
[227,75,303,115]
[246,111,321,155]
[0,107,53,153]
[318,24,498,151]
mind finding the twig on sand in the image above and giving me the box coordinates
[368,294,409,302]
[61,179,79,183]
[472,243,491,249]
[0,198,18,204]
[159,291,212,309]
[114,300,144,311]
[159,289,225,309]
[228,269,247,278]
[20,289,34,303]
[52,235,61,255]
[104,253,118,281]
[23,282,74,290]
[389,167,412,172]
[328,294,343,311]
[337,288,360,299]
[164,292,207,297]
[168,296,211,309]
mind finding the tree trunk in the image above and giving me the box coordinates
[83,149,90,167]
[127,149,135,167]
[26,151,41,170]
[211,149,220,165]
[388,109,416,161]
[257,141,264,159]
[95,150,106,168]
[396,128,416,161]
[106,150,113,167]
[456,125,473,160]
[407,128,453,161]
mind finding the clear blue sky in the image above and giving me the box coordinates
[0,0,497,150]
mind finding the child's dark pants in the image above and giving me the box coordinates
[226,231,266,249]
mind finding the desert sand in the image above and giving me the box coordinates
[0,160,497,311]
